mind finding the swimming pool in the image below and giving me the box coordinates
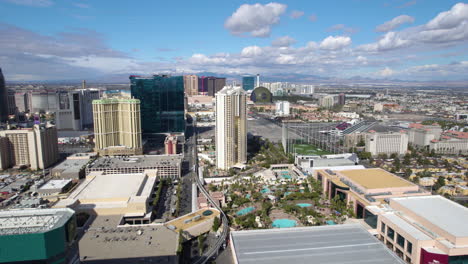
[272,219,297,228]
[236,206,255,216]
[326,220,337,225]
[260,187,271,193]
[246,194,251,199]
[297,203,312,208]
[279,171,292,179]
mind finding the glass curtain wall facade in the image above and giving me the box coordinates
[242,76,255,91]
[130,75,185,134]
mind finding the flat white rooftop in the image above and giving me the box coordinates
[75,173,146,200]
[391,195,468,238]
[231,224,405,264]
[40,179,72,190]
[381,213,431,241]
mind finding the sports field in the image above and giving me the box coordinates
[292,144,331,155]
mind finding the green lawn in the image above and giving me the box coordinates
[292,144,332,155]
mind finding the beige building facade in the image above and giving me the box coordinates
[215,86,247,170]
[0,124,59,170]
[183,75,198,96]
[366,132,408,156]
[92,93,142,156]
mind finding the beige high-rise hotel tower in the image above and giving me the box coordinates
[92,91,142,156]
[215,86,247,170]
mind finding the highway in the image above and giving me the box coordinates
[186,124,229,264]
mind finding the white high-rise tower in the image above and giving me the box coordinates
[215,86,247,170]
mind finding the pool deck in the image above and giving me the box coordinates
[269,209,301,227]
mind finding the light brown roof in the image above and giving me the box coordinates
[339,168,414,190]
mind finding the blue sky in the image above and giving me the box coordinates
[0,0,467,81]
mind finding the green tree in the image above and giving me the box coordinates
[404,168,412,178]
[212,217,220,232]
[433,177,446,191]
[357,139,365,147]
[403,153,411,165]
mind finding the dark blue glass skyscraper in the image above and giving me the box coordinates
[0,68,8,122]
[130,75,185,134]
[242,76,255,91]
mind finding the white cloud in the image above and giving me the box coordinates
[361,3,468,52]
[378,67,394,77]
[319,36,351,50]
[426,3,468,29]
[224,3,287,37]
[3,0,52,7]
[241,46,263,57]
[376,15,415,32]
[359,31,409,52]
[290,10,304,19]
[271,36,296,47]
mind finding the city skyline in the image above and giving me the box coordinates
[0,1,467,82]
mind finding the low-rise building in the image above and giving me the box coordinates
[429,131,468,155]
[79,214,178,263]
[313,168,430,219]
[37,179,73,196]
[86,155,182,179]
[0,208,79,264]
[55,170,158,224]
[373,196,468,264]
[295,153,359,173]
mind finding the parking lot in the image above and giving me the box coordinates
[248,116,283,143]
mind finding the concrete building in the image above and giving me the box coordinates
[86,155,182,179]
[37,179,72,196]
[0,208,79,264]
[215,86,247,170]
[56,170,158,222]
[92,91,142,156]
[0,124,59,170]
[319,95,335,108]
[275,101,290,116]
[55,89,100,130]
[429,130,468,155]
[0,68,8,122]
[313,168,430,219]
[164,135,179,155]
[6,89,16,116]
[183,74,198,96]
[408,124,442,147]
[51,153,96,180]
[30,90,58,113]
[366,132,408,156]
[230,225,404,264]
[14,91,30,113]
[295,153,359,172]
[338,93,346,105]
[370,196,468,264]
[374,103,384,112]
[78,215,178,263]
